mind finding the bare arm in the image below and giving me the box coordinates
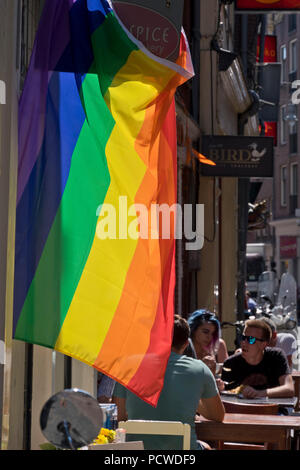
[266,374,295,398]
[197,394,225,422]
[217,339,229,363]
[287,355,293,369]
[242,374,295,398]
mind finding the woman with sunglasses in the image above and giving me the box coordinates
[185,309,228,376]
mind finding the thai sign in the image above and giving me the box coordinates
[256,35,277,63]
[112,0,184,61]
[260,121,277,146]
[236,0,300,10]
[257,36,277,144]
[201,136,274,177]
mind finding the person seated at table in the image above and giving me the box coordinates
[184,309,228,376]
[112,314,225,450]
[221,319,295,399]
[260,317,297,371]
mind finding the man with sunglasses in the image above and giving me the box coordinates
[221,319,295,399]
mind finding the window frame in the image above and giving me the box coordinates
[280,105,287,145]
[290,163,298,196]
[288,106,298,155]
[280,44,287,83]
[281,165,288,207]
[289,39,298,74]
[288,14,297,33]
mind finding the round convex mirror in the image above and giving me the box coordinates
[40,388,103,449]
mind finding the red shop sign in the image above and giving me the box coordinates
[280,236,297,259]
[236,0,300,10]
[259,122,277,146]
[257,35,277,63]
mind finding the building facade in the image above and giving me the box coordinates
[272,13,300,284]
[0,0,260,449]
[253,13,300,289]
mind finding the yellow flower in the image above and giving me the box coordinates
[100,428,116,442]
[92,428,116,445]
[100,428,116,443]
[93,434,108,445]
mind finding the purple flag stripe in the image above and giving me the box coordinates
[17,0,76,204]
[14,0,108,328]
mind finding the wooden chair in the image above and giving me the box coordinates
[118,420,191,450]
[219,402,279,450]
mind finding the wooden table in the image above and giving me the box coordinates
[292,371,300,412]
[221,393,297,408]
[195,413,300,450]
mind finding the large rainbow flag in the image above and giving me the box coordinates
[13,0,193,405]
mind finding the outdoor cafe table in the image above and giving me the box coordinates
[292,371,300,411]
[220,393,298,409]
[195,413,300,450]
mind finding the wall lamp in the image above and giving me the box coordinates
[283,103,298,132]
[211,38,238,72]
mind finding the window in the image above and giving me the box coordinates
[290,163,298,214]
[280,105,287,144]
[20,0,44,92]
[247,256,265,283]
[289,108,298,154]
[280,45,287,83]
[288,14,297,32]
[291,163,298,195]
[289,39,297,82]
[281,166,288,206]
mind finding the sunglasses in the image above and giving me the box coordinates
[200,312,218,322]
[241,334,265,345]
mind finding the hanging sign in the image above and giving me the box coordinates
[201,135,274,177]
[256,35,277,63]
[236,0,300,11]
[280,236,297,259]
[260,122,278,146]
[112,0,184,61]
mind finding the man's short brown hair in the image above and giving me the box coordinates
[172,314,190,349]
[244,319,272,342]
[260,317,276,334]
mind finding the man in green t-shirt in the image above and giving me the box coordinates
[113,315,225,450]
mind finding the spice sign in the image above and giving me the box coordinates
[236,0,300,11]
[111,0,183,61]
[201,136,274,177]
